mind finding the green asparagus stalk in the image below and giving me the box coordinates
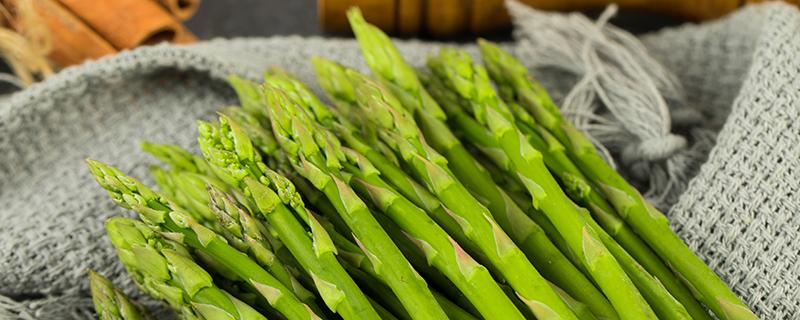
[149,166,229,224]
[197,116,381,320]
[343,152,526,319]
[141,142,214,176]
[318,68,566,318]
[89,270,151,320]
[266,65,524,319]
[513,102,705,320]
[261,85,448,320]
[342,14,615,317]
[426,69,699,320]
[342,72,578,320]
[312,58,609,316]
[228,75,268,119]
[220,106,280,156]
[419,69,618,320]
[87,160,320,320]
[207,186,317,305]
[549,282,598,320]
[105,217,268,320]
[479,39,756,320]
[346,8,445,121]
[428,47,656,319]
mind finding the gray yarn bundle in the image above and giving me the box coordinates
[1,2,798,319]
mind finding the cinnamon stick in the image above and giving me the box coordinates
[4,0,116,66]
[57,0,181,49]
[154,0,200,21]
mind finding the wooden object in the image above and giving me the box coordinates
[155,0,200,21]
[319,0,395,34]
[397,0,422,35]
[58,0,181,49]
[4,0,116,66]
[319,0,799,36]
[426,0,468,37]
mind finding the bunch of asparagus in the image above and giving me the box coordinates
[87,8,757,320]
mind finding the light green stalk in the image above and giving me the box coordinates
[262,85,447,320]
[89,270,151,320]
[428,47,656,320]
[197,116,380,320]
[221,106,280,156]
[87,160,319,320]
[344,152,526,319]
[268,65,523,319]
[141,141,213,176]
[426,68,698,320]
[207,186,317,305]
[479,39,756,320]
[512,101,701,320]
[342,72,577,320]
[105,217,268,320]
[418,69,617,320]
[550,282,598,320]
[346,8,445,121]
[228,75,268,119]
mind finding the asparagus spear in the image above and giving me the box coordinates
[229,75,268,119]
[549,282,598,320]
[105,217,268,320]
[428,47,656,320]
[89,270,151,320]
[313,57,617,319]
[87,160,320,320]
[512,101,703,320]
[266,66,525,319]
[342,72,578,320]
[344,151,526,319]
[141,141,214,176]
[342,13,614,317]
[143,143,326,314]
[261,85,448,320]
[346,8,445,121]
[207,186,317,305]
[479,39,756,320]
[426,69,699,320]
[197,116,381,320]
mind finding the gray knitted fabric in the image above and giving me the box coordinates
[1,3,798,319]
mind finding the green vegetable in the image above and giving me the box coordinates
[422,68,618,320]
[268,65,524,319]
[428,47,656,320]
[87,160,318,320]
[479,39,755,320]
[207,186,317,305]
[342,71,578,320]
[89,270,151,320]
[105,217,268,320]
[197,116,381,320]
[261,85,448,320]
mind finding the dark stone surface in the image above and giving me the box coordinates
[185,0,321,38]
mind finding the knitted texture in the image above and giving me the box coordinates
[1,3,798,319]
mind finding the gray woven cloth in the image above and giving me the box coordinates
[1,2,798,319]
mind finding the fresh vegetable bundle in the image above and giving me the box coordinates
[86,7,756,320]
